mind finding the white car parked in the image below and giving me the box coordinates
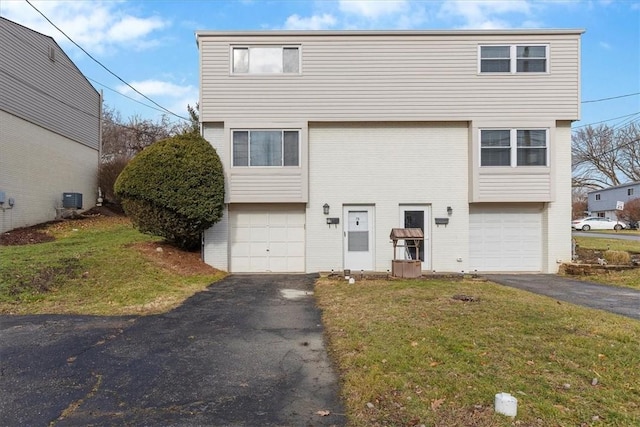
[571,217,626,231]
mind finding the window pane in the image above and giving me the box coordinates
[481,130,511,147]
[517,59,546,72]
[250,131,282,166]
[283,47,299,73]
[481,46,510,58]
[283,131,299,166]
[232,48,248,73]
[233,131,249,166]
[517,148,546,166]
[481,148,511,166]
[517,130,546,147]
[249,47,282,73]
[481,59,510,72]
[517,46,546,58]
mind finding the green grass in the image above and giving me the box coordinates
[572,236,640,289]
[0,217,224,315]
[316,277,640,427]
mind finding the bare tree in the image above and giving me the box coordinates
[572,122,640,189]
[99,104,186,204]
[618,197,640,228]
[571,187,588,219]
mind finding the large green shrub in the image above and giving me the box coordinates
[114,133,224,250]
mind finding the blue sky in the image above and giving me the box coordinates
[2,0,639,130]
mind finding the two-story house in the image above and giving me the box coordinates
[0,17,100,234]
[588,181,640,220]
[196,29,582,274]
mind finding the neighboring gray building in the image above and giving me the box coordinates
[588,181,640,220]
[0,17,100,233]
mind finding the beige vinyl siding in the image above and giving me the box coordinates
[306,122,469,273]
[198,30,581,123]
[0,111,98,233]
[476,172,552,201]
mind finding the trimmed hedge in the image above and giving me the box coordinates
[114,133,224,249]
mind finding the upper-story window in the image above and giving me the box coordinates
[480,129,548,167]
[232,46,300,74]
[479,45,548,73]
[628,188,635,196]
[595,194,601,201]
[233,130,299,167]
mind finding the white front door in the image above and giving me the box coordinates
[398,205,430,270]
[343,205,374,271]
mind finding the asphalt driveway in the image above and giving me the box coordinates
[0,274,345,426]
[483,274,640,320]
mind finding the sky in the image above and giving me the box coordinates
[1,0,639,130]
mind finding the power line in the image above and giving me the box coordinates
[573,111,640,129]
[582,92,640,104]
[24,0,189,121]
[0,24,172,116]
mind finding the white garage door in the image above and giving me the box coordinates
[229,204,305,273]
[469,206,542,272]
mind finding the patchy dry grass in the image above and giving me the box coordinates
[0,216,225,315]
[316,277,640,426]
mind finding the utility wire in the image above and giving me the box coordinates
[573,111,640,129]
[0,23,171,115]
[25,0,189,121]
[582,92,640,104]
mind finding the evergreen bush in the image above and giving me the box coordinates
[114,133,224,250]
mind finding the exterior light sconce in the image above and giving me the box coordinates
[323,203,330,215]
[447,206,453,215]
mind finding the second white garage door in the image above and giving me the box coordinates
[229,204,305,273]
[469,205,543,272]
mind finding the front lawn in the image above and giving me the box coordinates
[0,216,225,315]
[316,277,640,426]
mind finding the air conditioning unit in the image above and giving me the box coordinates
[62,192,83,209]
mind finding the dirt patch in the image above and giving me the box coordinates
[133,241,218,276]
[1,205,124,246]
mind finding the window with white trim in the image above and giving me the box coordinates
[480,129,548,167]
[232,46,300,74]
[479,45,548,73]
[232,130,300,167]
[595,194,601,201]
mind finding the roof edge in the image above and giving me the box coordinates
[196,28,586,39]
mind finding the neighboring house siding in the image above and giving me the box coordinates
[588,182,640,219]
[0,111,98,233]
[198,31,581,123]
[0,17,100,150]
[306,122,469,273]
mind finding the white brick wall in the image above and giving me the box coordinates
[0,111,98,233]
[306,122,469,273]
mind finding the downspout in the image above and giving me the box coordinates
[97,89,103,206]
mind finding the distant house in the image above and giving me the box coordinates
[0,17,100,234]
[588,181,640,220]
[196,29,583,274]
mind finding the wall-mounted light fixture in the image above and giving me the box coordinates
[447,206,453,215]
[323,203,330,215]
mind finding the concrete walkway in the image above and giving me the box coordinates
[483,274,640,320]
[0,274,345,426]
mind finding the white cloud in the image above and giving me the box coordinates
[438,0,533,29]
[284,13,338,30]
[599,41,612,50]
[116,79,198,118]
[338,0,409,19]
[1,0,168,54]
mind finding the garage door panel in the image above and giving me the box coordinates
[229,204,305,273]
[470,206,542,272]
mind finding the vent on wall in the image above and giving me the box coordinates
[62,193,82,209]
[48,45,55,62]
